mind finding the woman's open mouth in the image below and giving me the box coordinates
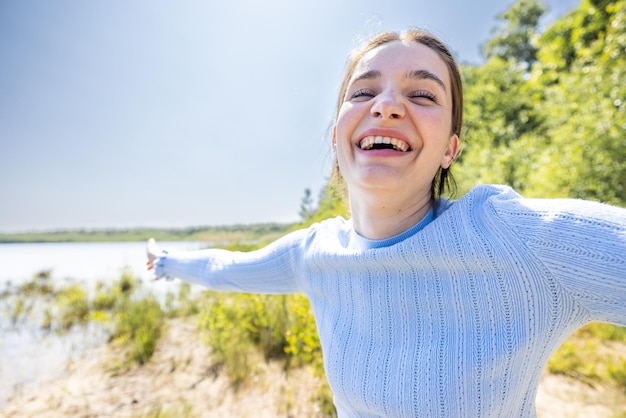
[359,136,410,152]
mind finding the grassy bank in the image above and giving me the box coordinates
[0,222,295,244]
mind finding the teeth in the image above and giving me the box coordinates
[359,136,409,152]
[392,138,409,152]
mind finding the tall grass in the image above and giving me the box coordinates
[56,284,90,330]
[110,295,164,365]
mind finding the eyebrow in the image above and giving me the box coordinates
[351,70,381,84]
[407,69,447,92]
[350,69,447,92]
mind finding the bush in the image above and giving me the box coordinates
[579,322,626,342]
[285,294,335,416]
[56,284,90,330]
[111,296,165,364]
[92,281,117,311]
[9,295,29,325]
[197,291,337,415]
[608,358,626,393]
[118,269,138,295]
[548,322,626,395]
[197,292,290,387]
[285,294,322,369]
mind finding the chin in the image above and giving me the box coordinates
[352,172,405,191]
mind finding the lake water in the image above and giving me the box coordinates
[0,241,207,287]
[0,241,207,407]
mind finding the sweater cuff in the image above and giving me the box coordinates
[154,250,175,281]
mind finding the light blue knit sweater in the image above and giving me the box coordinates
[155,185,626,417]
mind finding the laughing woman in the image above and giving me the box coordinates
[147,30,626,417]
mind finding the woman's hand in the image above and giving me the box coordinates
[146,238,160,276]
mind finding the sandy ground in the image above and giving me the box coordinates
[2,318,625,418]
[1,318,325,418]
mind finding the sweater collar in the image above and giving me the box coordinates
[348,208,435,251]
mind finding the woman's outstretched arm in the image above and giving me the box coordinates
[146,228,311,295]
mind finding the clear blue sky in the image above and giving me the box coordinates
[0,0,579,232]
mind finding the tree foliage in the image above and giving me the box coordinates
[483,0,546,66]
[456,0,626,207]
[299,188,316,221]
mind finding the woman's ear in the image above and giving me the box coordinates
[441,134,459,169]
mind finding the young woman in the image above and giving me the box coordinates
[147,30,626,417]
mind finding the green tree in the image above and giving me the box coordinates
[458,55,546,194]
[526,0,626,204]
[483,0,546,67]
[537,0,619,77]
[298,187,316,221]
[458,0,626,206]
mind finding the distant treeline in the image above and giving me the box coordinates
[0,223,295,244]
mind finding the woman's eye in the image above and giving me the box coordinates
[350,89,375,100]
[410,91,436,102]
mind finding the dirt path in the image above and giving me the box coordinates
[2,318,624,418]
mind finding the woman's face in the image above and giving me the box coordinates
[334,41,459,200]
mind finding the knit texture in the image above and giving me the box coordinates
[156,184,626,417]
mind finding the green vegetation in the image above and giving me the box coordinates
[457,0,626,207]
[56,284,90,330]
[110,295,165,365]
[0,222,294,244]
[3,270,165,366]
[548,323,626,393]
[196,289,335,415]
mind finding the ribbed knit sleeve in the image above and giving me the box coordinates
[489,192,626,325]
[154,227,310,294]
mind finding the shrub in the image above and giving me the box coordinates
[198,293,249,386]
[285,294,322,369]
[608,358,626,393]
[19,272,55,296]
[111,296,165,364]
[9,295,29,325]
[198,292,288,387]
[92,281,117,311]
[118,268,139,295]
[197,291,337,414]
[56,284,90,330]
[579,322,626,342]
[285,294,335,416]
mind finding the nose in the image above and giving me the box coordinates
[370,91,405,120]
